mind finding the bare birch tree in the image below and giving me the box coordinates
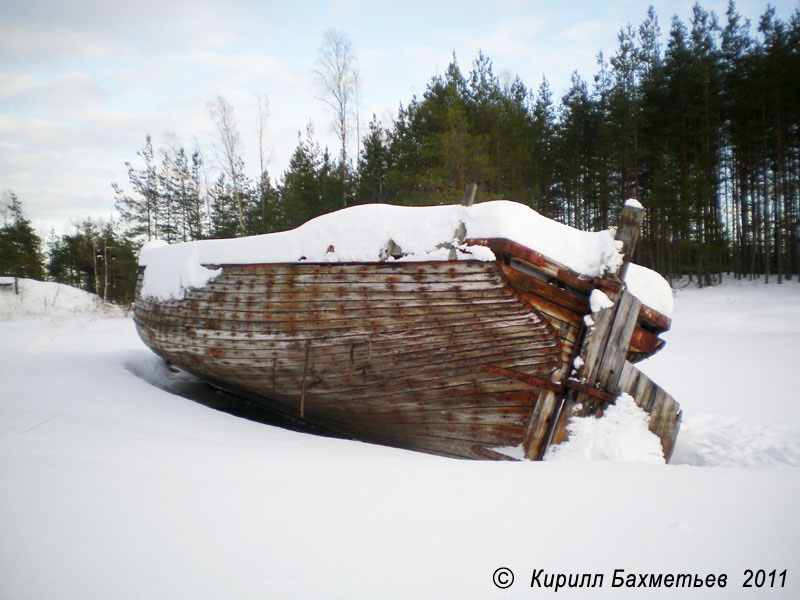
[208,95,246,236]
[314,28,359,207]
[255,92,271,221]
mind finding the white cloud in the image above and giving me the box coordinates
[0,72,108,117]
[0,23,113,70]
[2,0,797,237]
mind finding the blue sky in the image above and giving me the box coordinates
[1,0,796,235]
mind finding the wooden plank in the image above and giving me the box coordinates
[319,420,527,446]
[361,433,519,460]
[638,305,672,332]
[328,406,534,427]
[137,296,525,317]
[595,291,642,391]
[141,327,560,359]
[614,202,644,282]
[615,360,681,461]
[157,346,562,391]
[204,260,493,275]
[522,389,560,460]
[181,355,561,399]
[135,301,546,334]
[468,238,587,290]
[138,317,560,357]
[322,394,538,415]
[629,326,662,357]
[201,279,508,294]
[200,369,542,403]
[500,264,589,315]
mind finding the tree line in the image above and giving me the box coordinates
[1,190,138,304]
[3,1,797,306]
[360,1,799,285]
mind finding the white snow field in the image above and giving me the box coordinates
[1,276,799,599]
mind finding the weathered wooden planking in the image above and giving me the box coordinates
[137,311,562,361]
[499,263,590,315]
[594,291,642,391]
[543,203,680,461]
[522,389,561,459]
[135,259,569,459]
[614,203,644,282]
[617,361,681,461]
[300,391,541,414]
[134,304,553,338]
[629,326,663,358]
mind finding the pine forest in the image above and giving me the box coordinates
[2,1,798,303]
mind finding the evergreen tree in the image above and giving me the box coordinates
[592,51,617,230]
[160,146,205,242]
[48,219,138,304]
[0,193,45,281]
[114,134,160,241]
[105,4,797,285]
[355,116,390,205]
[531,77,558,215]
[247,170,282,234]
[279,124,342,228]
[208,174,241,238]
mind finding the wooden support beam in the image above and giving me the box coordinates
[523,389,560,460]
[555,290,641,419]
[595,291,642,391]
[614,201,644,282]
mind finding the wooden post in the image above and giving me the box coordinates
[582,291,642,393]
[462,183,477,206]
[447,184,477,260]
[615,201,644,282]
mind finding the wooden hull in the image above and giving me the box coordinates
[135,256,680,461]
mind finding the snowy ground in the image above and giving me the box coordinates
[1,276,799,599]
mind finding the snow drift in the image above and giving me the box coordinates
[0,276,798,599]
[0,277,122,318]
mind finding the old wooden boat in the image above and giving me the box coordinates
[134,196,681,461]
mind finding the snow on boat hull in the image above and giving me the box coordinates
[134,233,681,461]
